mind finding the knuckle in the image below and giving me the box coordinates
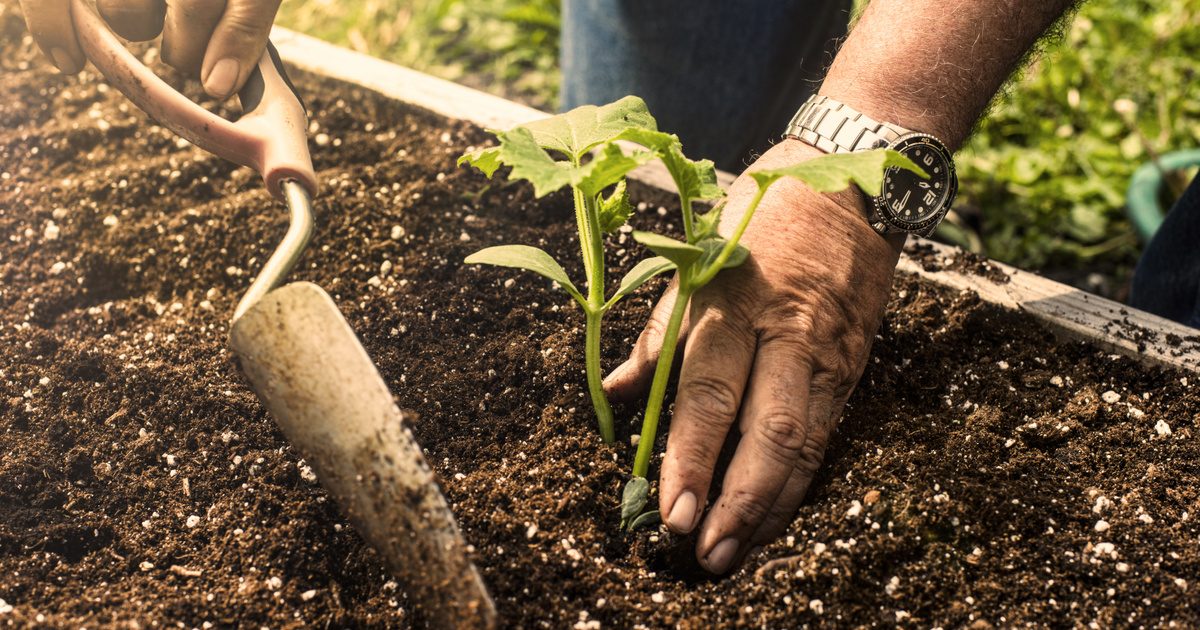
[795,434,828,475]
[221,10,269,38]
[638,312,668,345]
[678,376,740,426]
[754,410,807,462]
[717,489,772,528]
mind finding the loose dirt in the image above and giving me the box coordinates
[3,5,1200,627]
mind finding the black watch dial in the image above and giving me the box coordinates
[875,133,958,232]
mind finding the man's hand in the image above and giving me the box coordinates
[19,0,281,98]
[604,139,903,574]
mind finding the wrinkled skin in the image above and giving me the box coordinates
[606,138,903,574]
[19,0,280,98]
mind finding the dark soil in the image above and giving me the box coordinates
[4,5,1200,627]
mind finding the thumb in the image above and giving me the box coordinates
[603,278,691,402]
[200,0,282,99]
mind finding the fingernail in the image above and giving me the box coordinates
[703,538,739,574]
[49,47,78,74]
[666,491,698,533]
[204,58,239,98]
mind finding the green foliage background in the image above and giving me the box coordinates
[278,0,1200,287]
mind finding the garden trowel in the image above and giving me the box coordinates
[68,1,496,626]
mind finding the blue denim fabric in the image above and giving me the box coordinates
[561,0,852,171]
[1130,174,1200,328]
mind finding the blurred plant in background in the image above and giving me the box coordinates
[277,0,561,110]
[949,0,1200,293]
[277,0,1200,294]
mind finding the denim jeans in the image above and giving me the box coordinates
[561,0,853,171]
[1130,174,1200,327]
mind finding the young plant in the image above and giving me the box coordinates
[613,133,928,528]
[456,94,927,529]
[458,96,670,443]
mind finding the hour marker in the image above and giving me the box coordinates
[934,167,940,173]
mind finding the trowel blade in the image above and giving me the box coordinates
[228,281,496,628]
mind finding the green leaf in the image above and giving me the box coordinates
[523,95,658,161]
[597,180,633,234]
[750,149,927,197]
[611,256,675,302]
[697,237,749,272]
[460,127,573,198]
[577,144,654,198]
[464,245,583,303]
[620,476,651,526]
[457,146,503,178]
[632,231,704,269]
[619,128,726,202]
[693,205,723,240]
[629,510,661,531]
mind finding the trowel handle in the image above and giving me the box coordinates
[68,0,317,199]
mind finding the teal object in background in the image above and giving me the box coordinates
[1127,149,1200,241]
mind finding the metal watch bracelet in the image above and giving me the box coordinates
[784,95,909,155]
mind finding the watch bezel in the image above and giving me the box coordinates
[872,132,958,234]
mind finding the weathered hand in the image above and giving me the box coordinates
[605,139,903,574]
[19,0,281,98]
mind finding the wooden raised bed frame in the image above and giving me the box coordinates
[270,26,1200,376]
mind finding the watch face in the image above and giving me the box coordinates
[876,133,958,232]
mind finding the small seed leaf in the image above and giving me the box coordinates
[632,231,704,268]
[697,237,749,273]
[598,180,634,234]
[465,245,583,303]
[750,148,927,197]
[612,256,675,302]
[523,95,658,161]
[629,510,662,531]
[620,476,651,524]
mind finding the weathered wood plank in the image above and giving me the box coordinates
[896,240,1200,373]
[270,26,735,192]
[271,26,1200,374]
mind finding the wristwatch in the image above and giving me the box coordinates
[784,95,958,238]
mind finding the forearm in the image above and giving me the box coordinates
[821,0,1078,150]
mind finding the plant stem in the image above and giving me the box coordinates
[572,186,595,280]
[695,185,768,286]
[680,195,694,242]
[632,283,693,478]
[585,308,616,443]
[578,184,614,442]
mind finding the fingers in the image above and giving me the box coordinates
[97,0,166,41]
[603,279,690,403]
[19,0,84,73]
[693,338,816,574]
[657,298,756,538]
[746,384,840,550]
[160,0,225,77]
[199,0,281,98]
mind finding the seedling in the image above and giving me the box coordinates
[458,96,664,443]
[458,96,926,527]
